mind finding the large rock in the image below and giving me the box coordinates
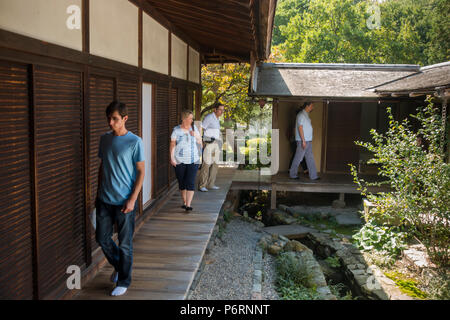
[284,240,313,254]
[267,244,283,256]
[286,206,320,220]
[332,199,346,209]
[271,210,298,225]
[263,225,316,239]
[402,244,434,272]
[277,204,290,212]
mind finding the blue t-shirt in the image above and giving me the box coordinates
[98,131,145,205]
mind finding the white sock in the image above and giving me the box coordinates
[111,286,127,296]
[110,271,118,283]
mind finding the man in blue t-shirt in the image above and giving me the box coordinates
[96,101,145,296]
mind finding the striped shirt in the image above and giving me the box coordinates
[171,125,201,164]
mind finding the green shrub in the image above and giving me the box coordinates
[276,252,311,286]
[351,99,450,269]
[325,255,341,268]
[223,209,232,223]
[276,278,321,300]
[275,252,320,300]
[426,271,450,300]
[352,219,408,258]
[328,283,354,300]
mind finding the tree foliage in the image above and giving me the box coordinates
[201,63,271,128]
[272,0,449,65]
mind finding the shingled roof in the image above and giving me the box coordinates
[249,63,420,100]
[368,61,450,95]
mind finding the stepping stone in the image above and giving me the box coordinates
[263,225,315,239]
[335,213,363,225]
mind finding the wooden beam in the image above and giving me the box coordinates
[272,98,279,129]
[226,0,251,9]
[152,10,253,40]
[391,93,408,97]
[196,87,201,121]
[321,100,328,173]
[151,84,157,200]
[138,0,143,69]
[409,92,427,97]
[271,183,277,209]
[0,29,89,66]
[29,64,41,300]
[82,65,92,268]
[186,45,189,82]
[151,0,252,25]
[183,28,253,50]
[160,0,252,22]
[249,0,260,60]
[82,0,90,53]
[203,50,249,63]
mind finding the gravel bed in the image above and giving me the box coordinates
[189,217,279,300]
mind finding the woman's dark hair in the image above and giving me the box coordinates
[106,101,128,118]
[300,101,313,110]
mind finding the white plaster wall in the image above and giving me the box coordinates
[0,0,82,51]
[171,34,187,80]
[90,0,138,66]
[143,13,169,75]
[188,47,200,84]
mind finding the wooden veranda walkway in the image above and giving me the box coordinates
[74,166,236,300]
[230,170,389,209]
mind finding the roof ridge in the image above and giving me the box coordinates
[420,61,450,71]
[261,62,420,71]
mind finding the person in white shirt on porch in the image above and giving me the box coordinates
[289,101,320,181]
[198,104,224,191]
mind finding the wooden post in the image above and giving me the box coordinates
[138,0,143,69]
[82,0,90,53]
[271,183,277,209]
[29,64,41,300]
[321,100,328,173]
[82,65,92,267]
[272,98,278,129]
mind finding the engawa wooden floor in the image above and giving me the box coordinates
[74,166,236,300]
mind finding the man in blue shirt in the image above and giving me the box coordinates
[96,101,145,296]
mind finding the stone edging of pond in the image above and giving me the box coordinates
[304,231,414,300]
[251,246,263,300]
[258,233,337,300]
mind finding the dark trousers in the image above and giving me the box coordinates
[95,198,136,288]
[175,163,199,190]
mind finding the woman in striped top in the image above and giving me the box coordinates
[170,109,202,212]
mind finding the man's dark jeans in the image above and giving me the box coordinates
[95,198,136,288]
